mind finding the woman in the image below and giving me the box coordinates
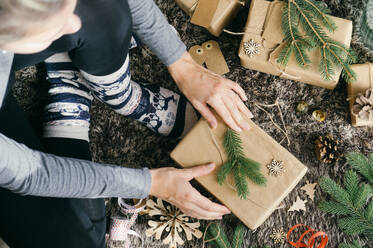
[0,0,253,247]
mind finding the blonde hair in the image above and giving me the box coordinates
[0,0,66,44]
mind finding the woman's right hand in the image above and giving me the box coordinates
[149,163,231,220]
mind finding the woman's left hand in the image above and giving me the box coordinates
[168,51,253,132]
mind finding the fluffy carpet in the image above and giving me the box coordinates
[12,0,373,247]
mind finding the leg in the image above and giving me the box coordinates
[79,55,199,138]
[0,80,105,248]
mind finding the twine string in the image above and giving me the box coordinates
[205,122,272,211]
[254,99,290,146]
[202,222,221,248]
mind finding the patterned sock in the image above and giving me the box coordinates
[45,53,198,138]
[44,53,93,141]
[80,55,198,138]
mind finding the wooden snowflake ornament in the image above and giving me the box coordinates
[301,181,317,201]
[288,196,307,212]
[267,159,285,176]
[145,198,202,248]
[270,228,286,244]
[243,39,260,57]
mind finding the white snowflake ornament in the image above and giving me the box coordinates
[267,159,285,176]
[270,228,286,244]
[145,198,202,248]
[243,39,260,57]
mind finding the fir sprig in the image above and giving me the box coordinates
[339,241,363,248]
[204,223,271,248]
[217,128,266,200]
[346,153,373,184]
[278,0,357,82]
[319,153,373,239]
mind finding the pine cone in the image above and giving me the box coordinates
[315,136,341,164]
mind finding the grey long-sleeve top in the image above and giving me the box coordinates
[0,0,186,199]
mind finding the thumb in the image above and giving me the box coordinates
[183,163,216,180]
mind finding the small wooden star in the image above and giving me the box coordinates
[270,228,286,244]
[243,39,260,57]
[267,159,285,176]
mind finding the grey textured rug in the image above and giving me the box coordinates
[12,0,373,247]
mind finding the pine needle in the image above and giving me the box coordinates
[319,152,373,239]
[218,128,267,199]
[232,224,245,248]
[279,0,356,82]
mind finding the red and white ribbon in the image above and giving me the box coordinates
[107,198,147,248]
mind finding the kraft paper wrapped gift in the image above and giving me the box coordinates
[348,63,373,127]
[170,115,308,229]
[175,0,244,36]
[238,0,353,90]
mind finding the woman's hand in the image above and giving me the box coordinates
[149,163,231,220]
[168,51,253,132]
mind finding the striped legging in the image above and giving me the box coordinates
[43,53,198,141]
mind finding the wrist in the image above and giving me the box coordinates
[167,51,195,83]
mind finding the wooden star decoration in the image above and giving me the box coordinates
[301,181,317,201]
[267,159,285,176]
[288,196,307,212]
[243,39,260,57]
[270,228,286,244]
[145,198,202,248]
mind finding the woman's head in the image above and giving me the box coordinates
[0,0,81,54]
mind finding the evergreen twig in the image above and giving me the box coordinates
[217,128,266,200]
[339,240,363,248]
[319,153,373,240]
[278,0,357,82]
[204,222,270,248]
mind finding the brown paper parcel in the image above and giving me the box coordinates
[175,0,244,36]
[238,0,353,90]
[170,115,308,230]
[348,63,373,127]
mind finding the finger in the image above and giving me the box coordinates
[182,163,216,180]
[192,101,217,129]
[210,98,242,132]
[191,190,231,214]
[225,80,248,102]
[234,94,254,119]
[181,202,225,220]
[223,95,250,131]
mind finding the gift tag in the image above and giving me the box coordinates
[189,45,208,65]
[202,40,229,75]
[190,0,219,28]
[189,40,229,75]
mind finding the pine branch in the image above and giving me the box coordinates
[205,223,232,248]
[319,176,351,205]
[318,200,351,215]
[339,241,362,248]
[353,183,370,209]
[344,170,359,199]
[319,153,373,239]
[347,153,373,184]
[217,128,267,199]
[338,216,368,235]
[234,166,249,199]
[232,224,245,248]
[218,161,234,185]
[204,223,247,248]
[278,0,356,82]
